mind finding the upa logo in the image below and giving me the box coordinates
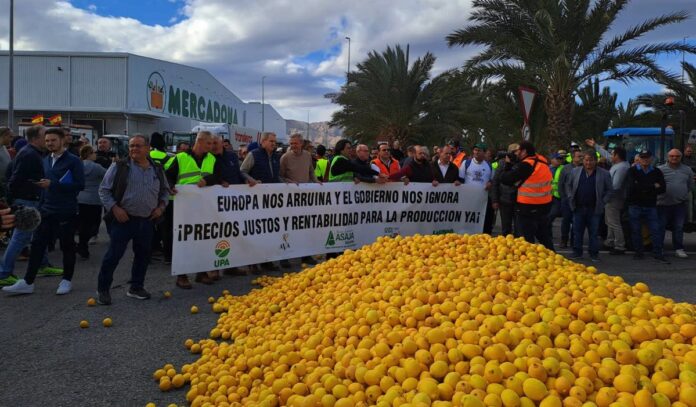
[214,240,230,267]
[147,72,166,112]
[325,230,355,249]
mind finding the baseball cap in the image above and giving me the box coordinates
[507,143,520,153]
[551,153,561,159]
[473,142,487,150]
[638,150,652,158]
[570,142,580,149]
[557,149,567,156]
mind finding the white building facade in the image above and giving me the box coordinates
[0,51,286,141]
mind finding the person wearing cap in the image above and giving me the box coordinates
[491,143,520,236]
[626,150,668,263]
[500,141,554,250]
[448,140,467,168]
[460,143,494,234]
[565,150,613,261]
[566,142,581,164]
[657,149,694,259]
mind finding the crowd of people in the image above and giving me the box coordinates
[0,124,692,303]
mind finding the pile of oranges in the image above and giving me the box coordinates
[155,234,696,407]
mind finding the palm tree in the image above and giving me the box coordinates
[331,45,441,145]
[446,0,695,147]
[635,62,696,145]
[573,78,617,140]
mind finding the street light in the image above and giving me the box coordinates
[8,0,14,130]
[345,36,351,82]
[261,76,266,133]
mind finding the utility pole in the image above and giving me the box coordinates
[261,76,266,133]
[8,0,15,130]
[345,36,351,84]
[307,111,310,140]
[683,37,688,84]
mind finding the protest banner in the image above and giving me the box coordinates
[171,182,487,275]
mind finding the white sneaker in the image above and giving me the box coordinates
[56,279,72,295]
[675,249,688,258]
[2,279,35,294]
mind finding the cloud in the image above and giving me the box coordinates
[0,0,694,123]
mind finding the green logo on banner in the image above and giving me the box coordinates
[215,240,230,258]
[325,231,335,247]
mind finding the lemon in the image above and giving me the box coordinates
[102,318,113,327]
[522,378,548,401]
[79,320,89,329]
[190,306,198,314]
[86,297,96,306]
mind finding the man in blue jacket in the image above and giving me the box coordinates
[3,128,85,295]
[565,150,613,261]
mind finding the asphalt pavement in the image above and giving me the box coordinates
[0,224,694,407]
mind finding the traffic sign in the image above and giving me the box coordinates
[518,86,536,124]
[522,124,531,141]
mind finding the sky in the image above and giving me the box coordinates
[0,0,695,123]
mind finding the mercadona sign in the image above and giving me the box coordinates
[147,71,239,125]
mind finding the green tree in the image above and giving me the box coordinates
[635,62,696,146]
[331,45,455,146]
[573,78,617,141]
[446,0,695,148]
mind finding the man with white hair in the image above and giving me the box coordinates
[657,148,694,259]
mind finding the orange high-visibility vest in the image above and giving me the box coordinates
[517,154,553,205]
[452,151,466,168]
[371,158,400,175]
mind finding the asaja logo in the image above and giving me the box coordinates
[214,240,231,268]
[147,72,166,112]
[214,240,230,258]
[325,230,355,249]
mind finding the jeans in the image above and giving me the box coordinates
[658,202,687,251]
[515,207,555,251]
[77,204,103,255]
[25,213,77,285]
[98,217,154,292]
[561,198,573,244]
[572,207,601,257]
[605,200,626,250]
[0,199,49,278]
[628,205,662,257]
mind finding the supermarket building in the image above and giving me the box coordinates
[0,51,286,141]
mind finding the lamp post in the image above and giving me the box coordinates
[261,76,266,133]
[345,36,351,83]
[8,0,14,130]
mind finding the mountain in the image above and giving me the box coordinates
[286,120,344,148]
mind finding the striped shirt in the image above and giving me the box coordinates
[99,160,169,217]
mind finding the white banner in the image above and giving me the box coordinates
[171,183,488,275]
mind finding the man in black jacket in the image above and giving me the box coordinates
[0,126,48,286]
[431,146,461,184]
[491,144,519,236]
[626,151,668,263]
[389,146,437,184]
[353,144,387,184]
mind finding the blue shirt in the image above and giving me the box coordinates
[99,160,169,217]
[575,170,596,208]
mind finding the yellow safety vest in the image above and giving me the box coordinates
[315,158,328,179]
[165,152,216,185]
[329,156,354,182]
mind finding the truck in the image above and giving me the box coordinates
[603,127,675,163]
[191,123,263,150]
